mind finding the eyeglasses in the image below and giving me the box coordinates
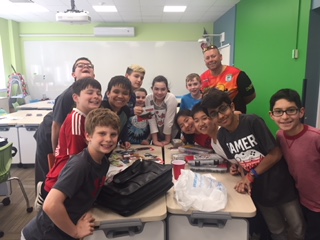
[76,63,94,69]
[271,108,300,117]
[208,104,230,118]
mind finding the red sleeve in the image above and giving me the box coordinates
[65,115,87,156]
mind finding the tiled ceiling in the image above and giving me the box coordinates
[0,0,240,23]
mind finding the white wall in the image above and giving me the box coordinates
[24,41,207,100]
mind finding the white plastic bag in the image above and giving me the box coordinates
[174,169,227,212]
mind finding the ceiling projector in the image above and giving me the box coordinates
[56,11,91,24]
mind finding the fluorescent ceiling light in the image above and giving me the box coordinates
[93,5,117,12]
[0,1,48,12]
[163,6,187,12]
[16,3,48,12]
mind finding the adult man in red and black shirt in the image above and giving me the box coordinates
[201,45,256,113]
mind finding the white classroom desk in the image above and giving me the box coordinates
[86,145,167,240]
[17,100,54,110]
[0,110,50,165]
[164,145,256,240]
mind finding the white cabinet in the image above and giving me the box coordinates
[18,126,37,164]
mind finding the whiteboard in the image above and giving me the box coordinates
[23,41,207,100]
[219,44,231,66]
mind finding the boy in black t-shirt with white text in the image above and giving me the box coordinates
[202,88,305,240]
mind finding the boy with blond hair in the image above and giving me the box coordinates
[180,73,202,111]
[22,108,120,239]
[270,88,320,240]
[126,64,146,116]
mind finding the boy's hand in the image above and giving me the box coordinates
[153,140,164,147]
[161,141,171,146]
[124,142,131,150]
[140,140,150,145]
[229,164,239,175]
[134,106,144,116]
[234,177,252,195]
[75,213,95,239]
[120,141,131,150]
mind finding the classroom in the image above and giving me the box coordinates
[0,0,319,239]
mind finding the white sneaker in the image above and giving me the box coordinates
[34,181,44,211]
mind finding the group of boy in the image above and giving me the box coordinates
[27,46,319,240]
[179,45,319,240]
[27,57,147,239]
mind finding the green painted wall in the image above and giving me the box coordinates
[235,0,311,134]
[0,19,19,84]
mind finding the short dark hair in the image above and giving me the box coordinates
[269,88,302,111]
[174,109,192,129]
[72,78,101,96]
[72,57,93,73]
[201,88,231,110]
[186,73,201,84]
[151,75,169,91]
[174,109,195,144]
[136,88,148,95]
[191,102,207,118]
[85,108,120,136]
[106,75,133,96]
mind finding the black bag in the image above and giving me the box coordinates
[96,160,173,216]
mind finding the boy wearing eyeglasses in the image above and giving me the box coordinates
[270,88,320,240]
[202,88,305,240]
[34,57,95,186]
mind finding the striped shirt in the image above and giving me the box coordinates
[44,108,87,192]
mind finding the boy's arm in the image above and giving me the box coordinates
[253,146,282,175]
[51,121,61,153]
[146,95,158,135]
[236,146,282,195]
[179,97,186,111]
[237,71,256,104]
[163,94,178,136]
[43,189,95,239]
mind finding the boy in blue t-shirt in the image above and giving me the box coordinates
[180,73,202,111]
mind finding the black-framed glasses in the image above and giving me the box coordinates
[76,63,94,69]
[271,108,300,117]
[208,104,231,118]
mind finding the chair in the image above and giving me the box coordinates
[0,143,33,213]
[11,101,20,111]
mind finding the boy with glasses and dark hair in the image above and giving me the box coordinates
[34,57,95,187]
[202,88,305,240]
[270,88,320,240]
